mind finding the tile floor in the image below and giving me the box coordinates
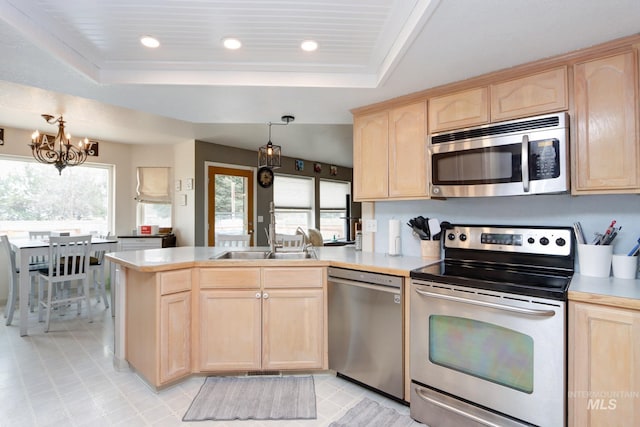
[0,301,411,426]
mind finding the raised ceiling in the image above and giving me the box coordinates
[0,0,638,166]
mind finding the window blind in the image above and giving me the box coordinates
[320,180,350,209]
[136,167,171,203]
[274,175,313,208]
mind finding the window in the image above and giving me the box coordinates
[0,157,112,237]
[273,174,314,234]
[320,180,350,240]
[136,167,172,227]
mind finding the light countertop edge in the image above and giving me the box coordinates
[104,245,640,309]
[568,274,640,310]
[105,245,438,277]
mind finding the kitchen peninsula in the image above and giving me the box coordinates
[106,246,430,390]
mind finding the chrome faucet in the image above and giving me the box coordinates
[268,201,278,253]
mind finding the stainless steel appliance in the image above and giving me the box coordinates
[430,112,569,198]
[328,266,404,400]
[410,225,575,427]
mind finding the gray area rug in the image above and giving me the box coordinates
[182,375,316,421]
[330,398,425,427]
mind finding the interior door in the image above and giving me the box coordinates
[207,166,254,246]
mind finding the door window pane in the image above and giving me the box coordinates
[429,315,534,393]
[215,174,248,234]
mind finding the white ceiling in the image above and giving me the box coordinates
[0,0,639,167]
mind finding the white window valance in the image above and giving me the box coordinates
[136,167,171,203]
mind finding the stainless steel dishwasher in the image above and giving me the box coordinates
[328,266,404,400]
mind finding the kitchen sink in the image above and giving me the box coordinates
[267,251,315,259]
[213,250,271,259]
[212,250,316,260]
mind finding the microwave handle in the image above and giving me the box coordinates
[521,134,530,192]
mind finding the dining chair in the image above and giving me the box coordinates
[27,231,51,310]
[37,235,93,332]
[275,233,305,251]
[89,233,111,309]
[1,235,19,326]
[216,233,251,247]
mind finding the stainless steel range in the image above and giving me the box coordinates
[410,224,574,427]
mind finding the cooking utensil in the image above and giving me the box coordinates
[428,218,440,239]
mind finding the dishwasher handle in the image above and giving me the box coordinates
[328,276,400,294]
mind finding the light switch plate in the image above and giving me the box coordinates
[179,194,187,206]
[175,180,182,191]
[184,178,193,190]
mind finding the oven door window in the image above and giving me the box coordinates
[429,315,533,393]
[432,144,521,185]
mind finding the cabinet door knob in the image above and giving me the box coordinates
[255,292,262,299]
[263,292,269,299]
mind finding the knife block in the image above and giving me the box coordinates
[421,240,441,259]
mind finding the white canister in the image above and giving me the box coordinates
[388,219,401,256]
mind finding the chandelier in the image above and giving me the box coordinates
[258,115,294,169]
[30,114,89,175]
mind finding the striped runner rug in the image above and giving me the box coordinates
[182,375,316,421]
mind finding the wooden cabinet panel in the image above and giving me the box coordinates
[159,268,192,295]
[199,267,261,289]
[490,67,568,121]
[159,291,191,384]
[569,302,640,426]
[388,101,428,198]
[262,288,324,370]
[199,289,262,371]
[573,52,639,192]
[428,87,489,133]
[353,111,389,200]
[262,267,323,288]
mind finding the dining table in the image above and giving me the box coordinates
[9,236,119,336]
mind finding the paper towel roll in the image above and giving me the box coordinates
[388,219,401,256]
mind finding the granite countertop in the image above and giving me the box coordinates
[105,245,438,277]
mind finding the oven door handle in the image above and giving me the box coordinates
[522,134,530,192]
[414,288,556,317]
[414,387,503,427]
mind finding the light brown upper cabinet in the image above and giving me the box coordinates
[388,102,428,199]
[353,111,389,200]
[428,87,489,133]
[490,67,568,122]
[573,51,639,193]
[353,101,428,201]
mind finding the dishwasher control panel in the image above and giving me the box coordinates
[327,267,403,288]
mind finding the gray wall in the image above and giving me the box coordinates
[194,141,358,246]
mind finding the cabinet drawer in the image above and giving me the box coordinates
[119,238,163,251]
[159,269,192,295]
[262,267,324,288]
[199,267,261,289]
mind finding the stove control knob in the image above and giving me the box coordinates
[459,234,467,241]
[447,233,456,241]
[556,237,566,247]
[527,237,535,244]
[540,237,550,246]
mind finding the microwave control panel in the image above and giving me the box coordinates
[530,139,560,180]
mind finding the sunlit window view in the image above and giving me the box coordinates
[0,158,111,237]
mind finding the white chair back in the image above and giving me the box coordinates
[28,231,51,265]
[275,234,305,251]
[47,235,92,280]
[216,234,251,247]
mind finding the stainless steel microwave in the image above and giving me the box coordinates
[429,112,569,197]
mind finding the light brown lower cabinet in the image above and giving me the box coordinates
[569,301,640,426]
[126,268,192,387]
[197,266,327,373]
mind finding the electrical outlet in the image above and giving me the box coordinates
[363,219,377,233]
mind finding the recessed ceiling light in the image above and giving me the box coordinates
[140,36,160,48]
[301,40,318,52]
[223,38,242,50]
